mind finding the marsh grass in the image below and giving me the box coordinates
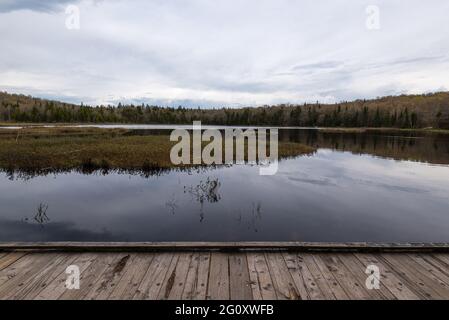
[0,127,316,174]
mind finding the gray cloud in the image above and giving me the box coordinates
[0,0,449,107]
[0,218,125,241]
[292,61,343,71]
[288,176,337,187]
[0,0,76,13]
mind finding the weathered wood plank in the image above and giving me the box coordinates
[311,254,349,299]
[0,253,61,299]
[0,250,448,300]
[0,254,35,289]
[153,254,180,300]
[433,254,449,267]
[246,253,276,300]
[355,253,419,300]
[33,253,97,300]
[298,253,335,300]
[229,253,252,300]
[318,254,371,300]
[381,254,449,299]
[265,251,300,300]
[337,253,391,299]
[207,253,229,300]
[0,252,27,272]
[24,254,80,300]
[9,254,75,300]
[133,253,174,300]
[108,253,153,300]
[407,254,449,292]
[181,253,210,300]
[420,255,449,280]
[283,252,325,300]
[162,253,192,300]
[59,253,117,300]
[83,254,131,300]
[311,255,350,300]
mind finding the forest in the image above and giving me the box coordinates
[1,91,449,129]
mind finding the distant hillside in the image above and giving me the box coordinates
[1,91,449,128]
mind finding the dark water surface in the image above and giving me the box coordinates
[1,128,449,242]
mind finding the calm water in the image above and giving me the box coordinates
[1,128,449,242]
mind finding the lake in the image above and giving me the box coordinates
[1,128,449,242]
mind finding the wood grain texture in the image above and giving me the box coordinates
[0,250,448,300]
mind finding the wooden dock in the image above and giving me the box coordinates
[1,243,449,300]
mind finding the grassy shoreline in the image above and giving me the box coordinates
[1,123,449,134]
[0,127,316,174]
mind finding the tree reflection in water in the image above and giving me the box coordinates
[184,177,221,222]
[235,201,263,233]
[34,202,50,226]
[165,193,178,215]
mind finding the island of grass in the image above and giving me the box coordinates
[0,127,316,176]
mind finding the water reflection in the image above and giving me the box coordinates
[127,128,449,165]
[247,202,262,233]
[1,165,216,181]
[3,129,449,180]
[34,203,50,226]
[20,202,50,227]
[277,129,449,165]
[184,177,221,222]
[165,194,178,215]
[0,219,123,242]
[1,130,449,242]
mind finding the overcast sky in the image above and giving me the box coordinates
[1,0,449,107]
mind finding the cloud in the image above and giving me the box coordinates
[0,0,76,13]
[291,61,344,71]
[0,0,449,107]
[0,218,125,241]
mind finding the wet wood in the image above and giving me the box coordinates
[0,250,449,300]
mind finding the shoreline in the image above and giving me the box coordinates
[0,126,316,173]
[1,123,449,134]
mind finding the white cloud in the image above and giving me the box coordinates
[1,0,449,107]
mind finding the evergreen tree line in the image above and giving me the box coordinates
[1,91,448,128]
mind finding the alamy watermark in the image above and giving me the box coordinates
[65,5,80,30]
[365,264,380,290]
[365,5,380,30]
[170,122,279,175]
[65,265,80,290]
